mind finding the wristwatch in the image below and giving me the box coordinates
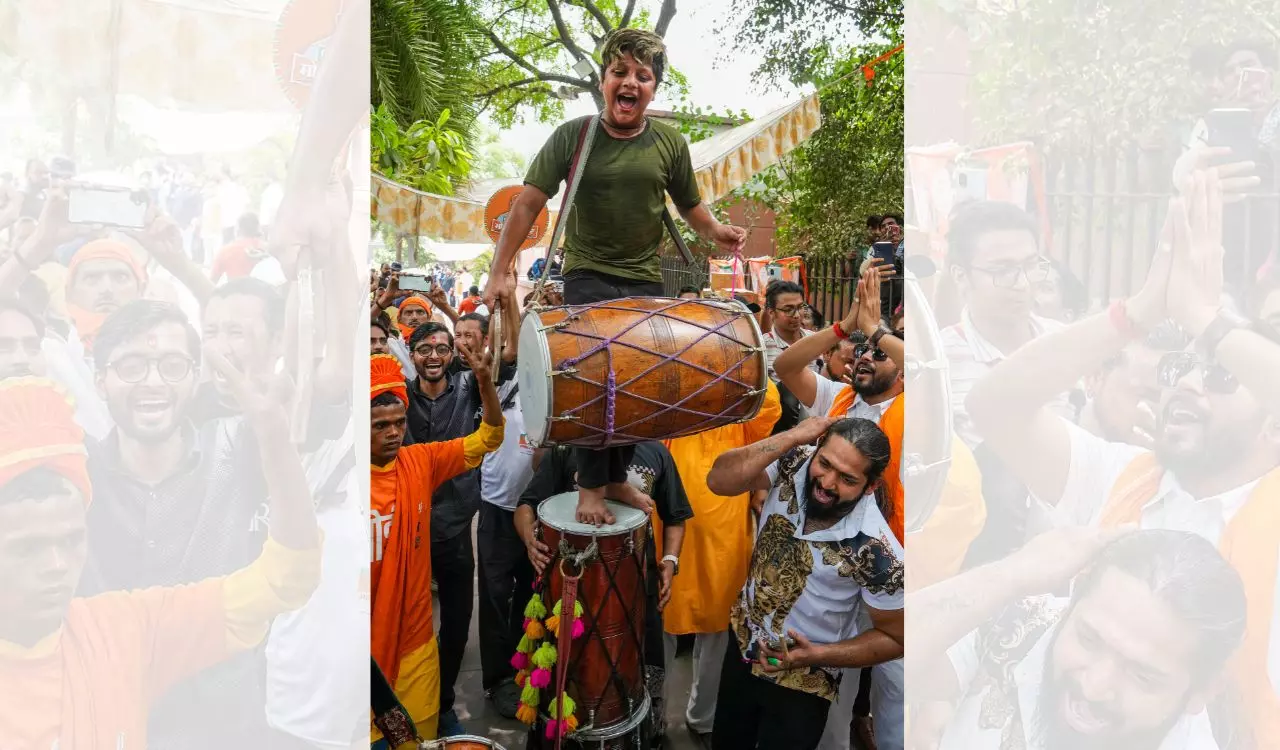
[1198,308,1250,356]
[868,323,894,348]
[661,554,680,575]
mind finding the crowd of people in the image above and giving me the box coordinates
[0,141,367,750]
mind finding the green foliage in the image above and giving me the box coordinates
[474,0,686,127]
[371,105,474,195]
[730,0,904,88]
[371,0,483,133]
[670,103,753,144]
[470,121,530,180]
[770,42,904,258]
[963,0,1279,153]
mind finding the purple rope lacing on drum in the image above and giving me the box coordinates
[554,297,761,447]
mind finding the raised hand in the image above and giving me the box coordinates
[792,416,835,446]
[1173,147,1260,203]
[1166,170,1225,337]
[203,346,289,429]
[456,337,491,383]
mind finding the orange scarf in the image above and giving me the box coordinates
[1101,455,1280,747]
[827,387,905,543]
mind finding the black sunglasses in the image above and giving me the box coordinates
[1157,351,1238,394]
[853,343,889,362]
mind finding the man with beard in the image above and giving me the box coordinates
[76,300,282,749]
[967,173,1280,746]
[910,529,1246,750]
[395,295,432,341]
[64,239,146,353]
[402,318,517,736]
[703,416,904,750]
[482,28,747,528]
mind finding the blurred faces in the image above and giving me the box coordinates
[1214,48,1274,109]
[1040,568,1208,750]
[70,259,141,314]
[371,325,389,355]
[202,294,276,403]
[771,291,807,336]
[455,319,485,355]
[25,160,48,191]
[799,305,815,330]
[399,304,430,329]
[678,291,700,300]
[0,476,86,646]
[1088,345,1164,446]
[96,321,197,442]
[412,332,454,384]
[0,309,45,378]
[600,52,657,130]
[824,339,858,383]
[880,217,902,244]
[805,435,874,521]
[371,401,408,466]
[952,228,1044,326]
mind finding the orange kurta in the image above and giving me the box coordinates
[660,380,781,635]
[907,436,986,588]
[1101,455,1280,749]
[370,421,503,741]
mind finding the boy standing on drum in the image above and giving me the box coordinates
[483,28,748,526]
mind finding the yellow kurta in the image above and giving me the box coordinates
[660,380,781,635]
[907,436,986,589]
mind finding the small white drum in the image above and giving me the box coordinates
[536,492,652,740]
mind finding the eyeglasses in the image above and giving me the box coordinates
[773,304,805,316]
[413,344,454,357]
[107,354,194,384]
[1157,351,1239,394]
[968,258,1052,289]
[853,343,889,362]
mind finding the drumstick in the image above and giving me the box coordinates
[490,300,502,384]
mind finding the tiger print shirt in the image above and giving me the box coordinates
[731,444,905,701]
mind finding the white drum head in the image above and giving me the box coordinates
[517,312,553,446]
[537,491,649,534]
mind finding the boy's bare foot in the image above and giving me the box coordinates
[575,485,615,525]
[607,481,655,515]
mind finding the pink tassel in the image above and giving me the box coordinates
[510,652,529,670]
[571,619,586,639]
[530,667,552,688]
[544,720,559,739]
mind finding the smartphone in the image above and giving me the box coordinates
[871,241,897,264]
[1206,108,1258,159]
[398,273,432,293]
[765,264,783,281]
[67,184,150,229]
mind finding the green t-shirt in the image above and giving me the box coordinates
[524,116,702,283]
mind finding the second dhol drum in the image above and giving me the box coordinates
[535,492,650,746]
[518,297,768,448]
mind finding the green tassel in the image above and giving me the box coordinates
[524,594,547,620]
[549,692,577,719]
[573,600,584,618]
[521,683,540,706]
[517,634,531,654]
[532,642,558,669]
[551,599,563,615]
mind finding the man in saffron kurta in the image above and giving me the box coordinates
[658,379,780,742]
[369,352,504,743]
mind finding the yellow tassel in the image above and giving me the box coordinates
[565,714,579,732]
[526,618,546,639]
[546,613,561,636]
[516,703,536,725]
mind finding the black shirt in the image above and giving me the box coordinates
[404,362,516,542]
[519,441,693,527]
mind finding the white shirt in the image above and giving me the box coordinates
[808,374,896,422]
[1047,421,1280,692]
[480,381,535,511]
[762,326,820,381]
[265,428,367,747]
[259,182,284,227]
[941,307,1071,449]
[42,333,112,441]
[217,180,250,230]
[941,597,1219,750]
[734,449,905,689]
[386,336,416,381]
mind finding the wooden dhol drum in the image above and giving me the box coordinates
[518,297,768,448]
[536,492,651,746]
[419,737,507,750]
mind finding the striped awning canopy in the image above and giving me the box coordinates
[372,93,822,242]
